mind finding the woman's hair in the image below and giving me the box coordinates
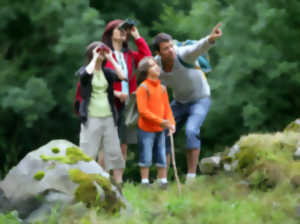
[102,19,129,50]
[85,41,106,64]
[137,56,154,84]
[152,32,173,52]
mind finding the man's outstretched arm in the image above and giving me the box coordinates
[179,22,223,64]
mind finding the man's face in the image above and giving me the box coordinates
[158,40,176,61]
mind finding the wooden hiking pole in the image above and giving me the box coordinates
[170,132,182,194]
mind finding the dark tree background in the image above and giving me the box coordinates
[1,0,299,180]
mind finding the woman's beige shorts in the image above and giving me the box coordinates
[79,116,125,171]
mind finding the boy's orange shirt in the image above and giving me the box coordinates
[136,78,175,132]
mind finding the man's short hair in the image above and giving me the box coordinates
[152,33,172,52]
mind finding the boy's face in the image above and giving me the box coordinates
[148,59,160,78]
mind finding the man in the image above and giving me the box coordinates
[153,23,222,182]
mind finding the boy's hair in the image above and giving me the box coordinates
[137,56,155,84]
[152,33,173,52]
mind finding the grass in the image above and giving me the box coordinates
[28,173,298,224]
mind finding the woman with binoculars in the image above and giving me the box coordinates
[99,19,152,174]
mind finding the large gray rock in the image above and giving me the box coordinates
[0,139,126,221]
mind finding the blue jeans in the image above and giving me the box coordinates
[166,97,211,153]
[138,129,167,167]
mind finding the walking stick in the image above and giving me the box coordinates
[170,131,182,194]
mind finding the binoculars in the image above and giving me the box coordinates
[118,19,136,30]
[96,44,110,53]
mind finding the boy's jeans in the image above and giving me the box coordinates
[166,97,211,153]
[138,129,167,167]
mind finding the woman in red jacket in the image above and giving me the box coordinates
[101,19,152,170]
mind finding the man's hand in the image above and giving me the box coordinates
[208,22,222,44]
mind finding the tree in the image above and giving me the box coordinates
[0,0,106,176]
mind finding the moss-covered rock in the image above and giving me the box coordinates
[0,139,122,222]
[284,119,300,133]
[208,119,300,191]
[247,161,283,190]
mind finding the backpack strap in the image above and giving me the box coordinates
[177,55,195,69]
[161,84,167,93]
[177,55,207,80]
[140,83,167,95]
[139,83,149,96]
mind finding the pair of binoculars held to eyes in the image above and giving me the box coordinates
[96,44,110,53]
[118,19,136,30]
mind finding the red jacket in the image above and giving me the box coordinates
[104,37,152,109]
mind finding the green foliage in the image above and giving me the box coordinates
[22,175,300,223]
[2,77,56,128]
[0,0,105,177]
[0,211,21,224]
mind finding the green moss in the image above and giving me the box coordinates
[40,147,92,164]
[69,169,125,213]
[34,171,45,181]
[51,147,60,154]
[236,147,257,176]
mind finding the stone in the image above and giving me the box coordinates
[199,156,221,174]
[228,144,240,158]
[0,139,126,221]
[223,160,239,172]
[294,146,300,160]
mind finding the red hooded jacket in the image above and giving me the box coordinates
[104,37,152,109]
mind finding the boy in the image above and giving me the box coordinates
[136,56,175,188]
